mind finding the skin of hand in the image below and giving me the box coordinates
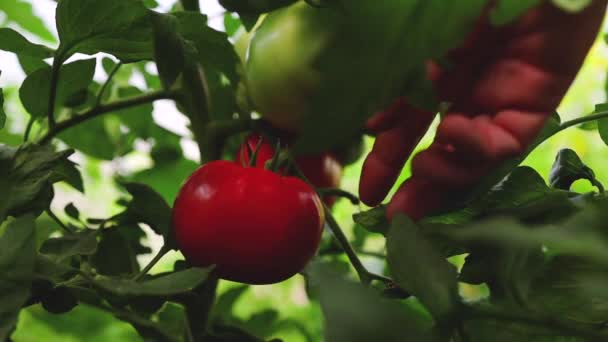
[359,0,607,220]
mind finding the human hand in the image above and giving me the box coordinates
[359,0,607,220]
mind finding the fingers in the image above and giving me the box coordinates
[386,177,447,221]
[365,97,408,133]
[387,109,549,220]
[434,114,523,162]
[410,144,489,187]
[359,105,435,206]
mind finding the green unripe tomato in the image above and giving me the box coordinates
[233,27,252,64]
[246,1,335,132]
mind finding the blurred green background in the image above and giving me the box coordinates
[2,1,608,341]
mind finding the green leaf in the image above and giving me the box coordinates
[242,309,280,338]
[18,55,49,75]
[0,0,56,43]
[94,267,213,296]
[115,182,172,240]
[596,103,608,146]
[0,214,36,341]
[490,0,541,26]
[39,229,99,262]
[64,203,79,220]
[50,157,84,192]
[132,157,198,204]
[58,116,116,160]
[90,228,140,276]
[219,0,297,14]
[311,262,438,342]
[41,286,78,314]
[165,10,242,126]
[425,167,575,226]
[213,285,249,319]
[549,148,603,192]
[223,13,242,36]
[352,205,389,235]
[150,12,187,89]
[0,88,5,130]
[530,256,608,323]
[462,303,592,342]
[19,58,96,118]
[155,302,189,340]
[387,215,459,320]
[460,245,545,304]
[111,86,155,138]
[0,27,54,58]
[552,0,593,12]
[55,0,153,62]
[430,199,608,267]
[0,144,74,224]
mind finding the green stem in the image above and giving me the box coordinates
[592,179,605,194]
[95,62,122,107]
[45,54,65,129]
[23,117,34,141]
[46,209,75,234]
[40,90,176,144]
[323,207,372,285]
[463,304,608,340]
[357,250,386,259]
[134,245,170,281]
[554,110,608,136]
[317,188,360,205]
[288,153,374,284]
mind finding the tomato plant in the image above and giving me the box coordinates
[2,1,608,342]
[172,160,324,284]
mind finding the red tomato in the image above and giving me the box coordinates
[235,135,342,206]
[172,160,325,284]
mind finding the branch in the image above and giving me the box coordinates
[40,90,177,144]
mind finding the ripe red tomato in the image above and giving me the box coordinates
[235,135,342,206]
[172,160,325,284]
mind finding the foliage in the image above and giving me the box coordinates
[1,0,608,341]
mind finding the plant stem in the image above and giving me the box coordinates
[287,153,375,284]
[322,207,372,285]
[317,188,360,205]
[592,179,605,194]
[134,245,170,281]
[95,62,122,107]
[45,55,65,129]
[46,209,75,234]
[40,90,176,144]
[357,250,386,259]
[554,110,608,136]
[23,117,34,141]
[463,304,608,340]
